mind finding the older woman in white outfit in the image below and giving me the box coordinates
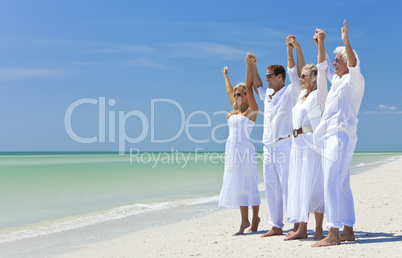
[285,32,328,241]
[219,54,261,235]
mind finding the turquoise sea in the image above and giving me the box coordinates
[0,151,400,255]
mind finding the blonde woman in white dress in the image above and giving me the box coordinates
[219,54,261,235]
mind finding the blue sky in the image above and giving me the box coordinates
[1,0,401,152]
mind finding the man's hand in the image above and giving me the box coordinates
[341,20,349,44]
[316,29,327,64]
[342,19,356,67]
[314,29,326,46]
[317,29,326,42]
[245,53,257,64]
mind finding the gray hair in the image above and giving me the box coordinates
[334,46,358,64]
[302,64,318,91]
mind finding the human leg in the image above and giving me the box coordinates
[340,168,356,227]
[326,134,356,229]
[314,212,324,240]
[284,222,307,240]
[311,135,342,246]
[261,145,284,237]
[248,205,261,232]
[284,223,299,237]
[339,169,355,241]
[313,133,355,246]
[321,134,354,229]
[312,227,340,247]
[235,206,250,235]
[340,225,355,241]
[276,138,291,213]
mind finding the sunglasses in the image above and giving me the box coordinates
[299,74,310,79]
[333,58,341,63]
[234,93,243,98]
[266,73,276,79]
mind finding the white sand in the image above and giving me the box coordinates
[59,157,402,257]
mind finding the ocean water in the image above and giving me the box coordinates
[0,151,400,248]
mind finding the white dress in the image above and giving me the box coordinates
[219,114,260,209]
[287,63,328,223]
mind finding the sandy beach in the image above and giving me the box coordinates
[53,157,402,257]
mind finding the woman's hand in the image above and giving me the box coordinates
[222,66,228,75]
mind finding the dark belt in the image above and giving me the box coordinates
[277,135,290,142]
[293,125,313,138]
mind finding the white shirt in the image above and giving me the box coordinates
[292,60,328,131]
[258,66,300,145]
[314,54,365,143]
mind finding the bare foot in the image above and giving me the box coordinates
[284,230,308,241]
[285,230,295,237]
[247,217,261,233]
[234,221,250,235]
[340,233,355,241]
[311,233,340,247]
[285,223,299,237]
[340,226,355,242]
[313,228,324,240]
[261,227,283,237]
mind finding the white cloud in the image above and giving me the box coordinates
[378,104,397,110]
[361,111,379,115]
[0,69,66,81]
[362,104,400,115]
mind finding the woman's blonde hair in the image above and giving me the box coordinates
[226,83,247,120]
[302,64,318,91]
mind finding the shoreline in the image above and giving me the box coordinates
[59,156,402,257]
[1,155,401,257]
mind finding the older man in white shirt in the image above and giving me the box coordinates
[312,20,365,247]
[250,35,305,237]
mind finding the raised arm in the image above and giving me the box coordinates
[246,53,263,95]
[294,41,305,77]
[315,29,326,64]
[315,29,328,104]
[315,28,334,81]
[287,35,305,77]
[317,61,328,106]
[222,66,236,107]
[287,35,295,69]
[245,54,258,122]
[342,20,356,67]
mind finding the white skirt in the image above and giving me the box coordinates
[219,171,260,209]
[219,142,260,209]
[287,133,324,223]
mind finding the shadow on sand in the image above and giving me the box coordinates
[233,229,402,245]
[353,231,402,244]
[287,230,402,245]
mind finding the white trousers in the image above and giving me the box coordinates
[263,138,291,228]
[322,132,356,229]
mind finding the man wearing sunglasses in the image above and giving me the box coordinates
[248,34,305,237]
[312,20,365,247]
